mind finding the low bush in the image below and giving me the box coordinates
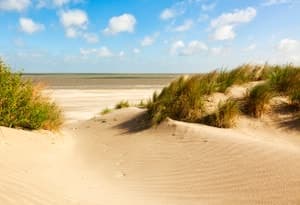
[0,60,62,130]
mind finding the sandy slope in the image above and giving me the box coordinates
[1,106,300,204]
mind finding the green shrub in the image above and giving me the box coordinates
[244,83,274,118]
[115,100,130,109]
[101,107,112,115]
[200,99,240,128]
[0,60,62,130]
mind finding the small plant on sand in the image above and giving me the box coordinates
[136,99,147,108]
[0,59,62,130]
[115,100,130,109]
[201,99,240,128]
[244,83,274,118]
[101,107,112,115]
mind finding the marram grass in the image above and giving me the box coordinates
[147,64,300,128]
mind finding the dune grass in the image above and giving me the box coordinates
[115,100,130,109]
[101,107,112,115]
[0,60,62,130]
[147,64,300,128]
[244,83,274,118]
[200,99,240,128]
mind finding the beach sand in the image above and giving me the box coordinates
[0,85,300,204]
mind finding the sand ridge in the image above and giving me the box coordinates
[1,106,300,204]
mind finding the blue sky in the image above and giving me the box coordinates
[0,0,300,73]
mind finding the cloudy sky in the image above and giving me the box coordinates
[0,0,299,73]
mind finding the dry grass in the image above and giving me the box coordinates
[115,100,130,109]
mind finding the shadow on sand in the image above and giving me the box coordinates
[113,110,152,134]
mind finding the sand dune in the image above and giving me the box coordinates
[1,106,300,204]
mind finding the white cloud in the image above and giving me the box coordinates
[173,19,193,32]
[262,0,290,6]
[119,51,125,57]
[98,47,113,57]
[278,38,300,52]
[141,32,159,47]
[19,17,45,34]
[210,46,230,56]
[170,40,207,56]
[201,3,216,11]
[80,47,113,57]
[0,0,30,11]
[104,13,136,35]
[160,8,176,20]
[170,41,185,55]
[59,9,88,38]
[141,37,154,47]
[213,25,235,40]
[36,0,83,8]
[83,33,99,43]
[275,38,300,64]
[133,48,140,54]
[210,7,256,40]
[244,43,257,51]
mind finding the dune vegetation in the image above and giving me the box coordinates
[147,64,300,128]
[0,59,62,130]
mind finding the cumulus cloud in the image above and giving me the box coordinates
[59,9,88,38]
[160,8,176,20]
[173,19,193,32]
[19,17,45,34]
[170,40,208,56]
[0,0,30,11]
[275,38,300,64]
[82,33,99,43]
[278,38,300,52]
[141,32,159,47]
[80,47,113,57]
[210,7,256,40]
[104,13,136,35]
[213,25,235,40]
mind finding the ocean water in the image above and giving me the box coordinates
[23,74,181,122]
[23,73,180,89]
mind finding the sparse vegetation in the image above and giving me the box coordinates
[0,59,62,130]
[147,64,300,128]
[115,100,130,109]
[244,83,274,117]
[101,107,112,115]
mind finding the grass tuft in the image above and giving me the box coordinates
[115,100,130,109]
[244,83,274,118]
[201,99,240,128]
[101,107,112,115]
